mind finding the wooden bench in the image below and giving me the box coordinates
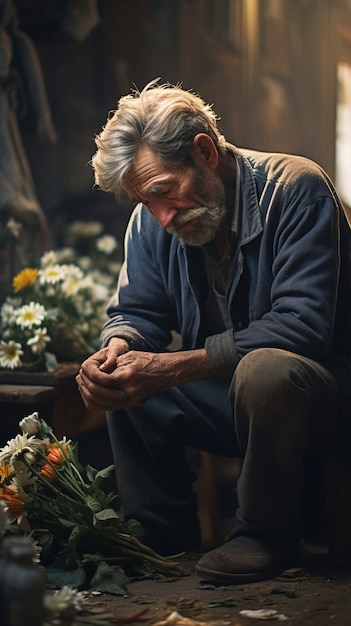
[0,364,106,440]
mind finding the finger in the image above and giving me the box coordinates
[77,375,127,410]
[99,356,118,374]
[78,367,128,398]
[76,371,120,398]
[80,349,108,369]
[78,366,121,391]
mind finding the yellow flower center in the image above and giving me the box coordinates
[5,345,18,360]
[22,311,35,322]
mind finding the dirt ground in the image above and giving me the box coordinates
[74,545,351,626]
[44,441,351,625]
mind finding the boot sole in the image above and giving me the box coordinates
[195,563,282,585]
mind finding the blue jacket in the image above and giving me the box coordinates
[101,146,351,409]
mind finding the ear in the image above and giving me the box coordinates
[192,133,219,169]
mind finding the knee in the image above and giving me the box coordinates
[232,348,310,411]
[231,349,312,452]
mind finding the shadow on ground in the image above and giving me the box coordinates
[75,544,351,626]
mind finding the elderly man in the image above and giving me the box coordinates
[76,80,351,584]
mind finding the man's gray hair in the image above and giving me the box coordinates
[91,79,226,199]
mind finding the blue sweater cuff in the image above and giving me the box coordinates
[205,329,239,384]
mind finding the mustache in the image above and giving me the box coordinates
[169,207,211,230]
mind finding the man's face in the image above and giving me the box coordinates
[124,144,227,246]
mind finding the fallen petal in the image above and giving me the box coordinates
[239,609,288,621]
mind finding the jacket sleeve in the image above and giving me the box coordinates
[100,204,176,351]
[207,190,343,381]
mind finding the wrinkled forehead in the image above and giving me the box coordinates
[123,144,177,198]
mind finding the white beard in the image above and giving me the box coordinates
[166,169,227,246]
[167,204,226,246]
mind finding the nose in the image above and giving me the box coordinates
[151,203,178,229]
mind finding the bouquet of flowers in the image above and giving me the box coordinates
[0,413,185,594]
[0,221,121,372]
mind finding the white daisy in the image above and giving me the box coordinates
[96,284,110,302]
[61,279,80,297]
[10,467,37,492]
[2,296,22,308]
[90,269,111,286]
[96,234,118,254]
[78,274,95,291]
[40,250,58,268]
[0,340,24,369]
[27,327,51,354]
[77,255,93,271]
[16,302,45,329]
[38,264,66,285]
[43,586,84,617]
[60,265,84,296]
[31,539,42,564]
[0,433,46,466]
[63,264,84,280]
[90,282,110,303]
[1,299,21,326]
[54,247,76,263]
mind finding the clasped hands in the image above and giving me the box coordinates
[76,338,170,411]
[76,337,211,412]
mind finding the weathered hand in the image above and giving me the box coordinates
[99,348,213,407]
[77,346,212,411]
[76,338,129,410]
[110,350,175,406]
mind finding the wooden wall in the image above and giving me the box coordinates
[176,0,340,177]
[14,0,351,237]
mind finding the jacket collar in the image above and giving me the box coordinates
[227,144,263,246]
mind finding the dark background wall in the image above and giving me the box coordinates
[0,0,349,542]
[3,0,351,253]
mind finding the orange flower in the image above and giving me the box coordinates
[0,464,12,485]
[0,486,26,521]
[39,463,57,483]
[47,442,70,464]
[12,268,38,293]
[46,448,65,467]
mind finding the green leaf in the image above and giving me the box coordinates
[65,524,85,563]
[44,351,58,372]
[69,442,81,465]
[86,495,104,513]
[58,517,77,527]
[95,508,120,521]
[127,518,145,540]
[62,499,93,525]
[85,465,97,483]
[94,465,115,481]
[94,490,118,510]
[36,531,54,564]
[46,564,86,589]
[85,463,115,488]
[39,418,55,440]
[90,561,128,595]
